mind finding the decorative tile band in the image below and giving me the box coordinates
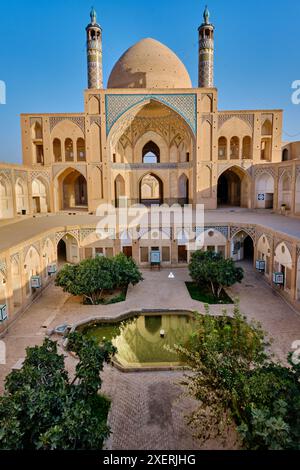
[105,93,197,136]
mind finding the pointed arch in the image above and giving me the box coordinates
[76,138,86,161]
[242,136,252,159]
[0,174,13,219]
[32,177,49,213]
[230,136,240,160]
[218,137,227,160]
[107,97,196,152]
[274,242,292,290]
[56,168,88,211]
[142,141,160,163]
[32,121,43,140]
[114,174,126,208]
[56,233,79,264]
[279,171,292,209]
[24,245,41,295]
[231,230,254,262]
[11,256,22,309]
[255,172,274,209]
[217,166,251,208]
[139,173,163,206]
[88,96,100,115]
[15,177,29,214]
[65,138,74,162]
[262,119,272,136]
[53,138,62,162]
[134,130,168,164]
[178,173,189,205]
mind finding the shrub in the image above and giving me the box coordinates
[0,334,116,450]
[175,304,300,450]
[55,253,143,305]
[189,251,244,299]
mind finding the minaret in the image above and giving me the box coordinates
[198,5,215,88]
[86,7,103,89]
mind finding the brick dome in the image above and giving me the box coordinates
[108,38,192,89]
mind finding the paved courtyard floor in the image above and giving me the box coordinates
[1,263,300,449]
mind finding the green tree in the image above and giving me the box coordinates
[113,253,143,289]
[175,304,300,450]
[0,335,115,450]
[55,254,142,305]
[189,250,244,299]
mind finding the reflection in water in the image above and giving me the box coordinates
[82,314,194,367]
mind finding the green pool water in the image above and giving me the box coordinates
[80,313,195,369]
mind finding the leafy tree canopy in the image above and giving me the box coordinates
[55,253,143,304]
[175,304,300,450]
[189,250,244,298]
[0,334,116,450]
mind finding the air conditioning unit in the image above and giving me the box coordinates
[48,264,57,275]
[273,272,284,285]
[256,260,265,272]
[31,275,42,289]
[0,304,8,322]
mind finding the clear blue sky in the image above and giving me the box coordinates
[0,0,299,163]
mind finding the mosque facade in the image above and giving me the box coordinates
[1,7,300,331]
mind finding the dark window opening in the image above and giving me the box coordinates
[142,141,160,163]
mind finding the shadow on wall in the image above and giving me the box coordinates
[196,165,252,209]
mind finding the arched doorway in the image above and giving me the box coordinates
[140,173,163,206]
[58,169,88,211]
[232,231,254,262]
[0,176,13,219]
[15,178,29,215]
[274,242,292,291]
[282,149,289,161]
[178,174,189,205]
[57,234,79,264]
[142,141,160,163]
[115,174,125,208]
[218,171,241,206]
[24,246,41,296]
[217,167,249,208]
[255,172,274,209]
[57,239,67,263]
[244,236,254,260]
[279,172,292,209]
[32,178,49,214]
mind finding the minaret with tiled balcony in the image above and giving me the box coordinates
[86,7,103,89]
[198,5,215,88]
